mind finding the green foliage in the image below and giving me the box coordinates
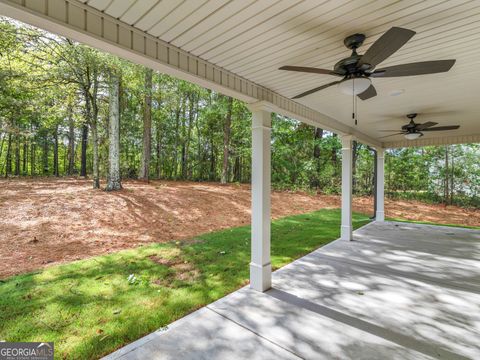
[385,145,480,208]
[0,18,478,208]
[0,209,370,359]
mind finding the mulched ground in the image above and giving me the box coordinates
[1,178,478,279]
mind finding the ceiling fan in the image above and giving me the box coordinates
[379,113,460,140]
[279,27,456,100]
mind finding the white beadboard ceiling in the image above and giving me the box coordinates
[83,0,480,142]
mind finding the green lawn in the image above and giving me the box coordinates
[0,209,370,359]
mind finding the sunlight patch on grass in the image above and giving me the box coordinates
[0,209,370,359]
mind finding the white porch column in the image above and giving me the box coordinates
[376,148,385,221]
[250,107,272,292]
[341,135,353,241]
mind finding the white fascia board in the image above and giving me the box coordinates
[0,0,381,148]
[248,101,381,148]
[384,133,480,148]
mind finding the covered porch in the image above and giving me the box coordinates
[2,0,479,294]
[104,221,480,359]
[1,1,479,358]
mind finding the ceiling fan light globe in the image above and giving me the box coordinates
[404,132,422,140]
[338,77,371,95]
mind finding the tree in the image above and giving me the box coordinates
[4,133,11,177]
[53,124,59,176]
[67,102,75,175]
[311,127,323,188]
[221,96,233,184]
[139,68,153,180]
[105,69,122,191]
[444,145,449,204]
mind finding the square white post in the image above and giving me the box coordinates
[341,135,353,241]
[376,148,385,221]
[250,108,272,292]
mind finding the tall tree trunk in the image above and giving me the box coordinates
[68,106,75,175]
[444,145,449,204]
[91,121,99,188]
[156,122,162,179]
[14,134,20,176]
[43,135,49,175]
[106,71,122,191]
[450,147,454,205]
[23,138,27,175]
[352,140,358,194]
[139,68,153,180]
[221,96,233,184]
[313,128,323,158]
[209,136,215,181]
[63,143,67,175]
[0,134,5,175]
[233,155,240,182]
[5,133,12,178]
[30,136,35,176]
[180,102,187,179]
[183,96,195,179]
[172,99,181,180]
[196,114,203,180]
[80,124,88,177]
[312,127,323,188]
[53,126,59,177]
[87,72,100,189]
[0,133,5,171]
[331,133,338,178]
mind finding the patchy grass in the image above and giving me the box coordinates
[387,217,480,230]
[0,209,369,359]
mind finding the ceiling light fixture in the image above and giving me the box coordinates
[338,76,371,95]
[404,132,422,140]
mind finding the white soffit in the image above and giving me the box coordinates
[3,0,480,147]
[88,0,480,147]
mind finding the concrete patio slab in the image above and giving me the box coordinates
[319,221,480,291]
[102,307,299,360]
[103,222,480,360]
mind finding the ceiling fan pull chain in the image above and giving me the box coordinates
[351,78,358,125]
[353,95,358,125]
[352,78,356,125]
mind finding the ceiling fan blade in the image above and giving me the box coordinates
[357,84,377,100]
[379,132,404,139]
[279,66,339,76]
[292,81,341,99]
[415,121,438,130]
[371,60,456,77]
[421,125,460,131]
[359,27,415,67]
[378,130,403,132]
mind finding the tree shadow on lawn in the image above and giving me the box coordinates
[0,209,370,359]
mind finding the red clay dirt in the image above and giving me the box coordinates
[0,178,478,279]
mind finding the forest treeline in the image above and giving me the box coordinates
[0,19,479,207]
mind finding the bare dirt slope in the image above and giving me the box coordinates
[1,178,478,278]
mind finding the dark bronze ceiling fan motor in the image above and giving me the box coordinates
[403,113,419,132]
[334,33,370,76]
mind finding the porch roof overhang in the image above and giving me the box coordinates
[1,0,480,149]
